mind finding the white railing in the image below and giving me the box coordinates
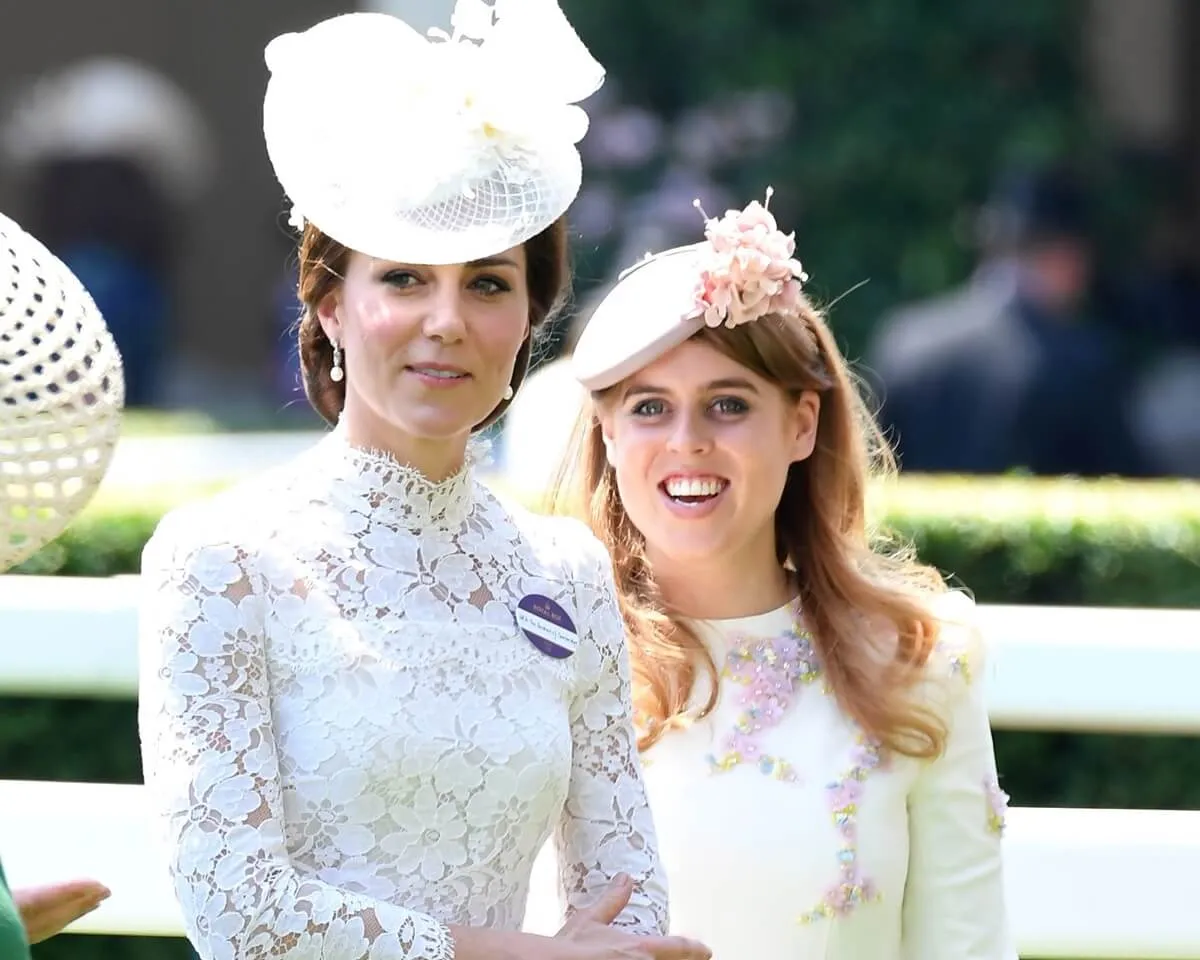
[3,778,1200,959]
[5,578,1199,734]
[2,575,1199,958]
[98,431,324,492]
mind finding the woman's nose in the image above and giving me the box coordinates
[666,411,713,454]
[422,287,467,342]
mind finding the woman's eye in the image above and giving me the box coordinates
[630,398,666,417]
[472,275,511,296]
[712,396,749,415]
[382,270,419,288]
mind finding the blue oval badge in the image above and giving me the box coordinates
[517,594,579,660]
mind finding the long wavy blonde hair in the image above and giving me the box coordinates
[550,298,951,758]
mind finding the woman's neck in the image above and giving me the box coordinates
[647,540,795,621]
[339,402,469,482]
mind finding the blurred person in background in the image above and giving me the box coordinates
[499,284,605,505]
[0,212,121,955]
[1119,204,1200,477]
[866,164,1145,477]
[2,58,214,407]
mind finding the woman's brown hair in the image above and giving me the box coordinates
[295,217,570,428]
[551,299,951,759]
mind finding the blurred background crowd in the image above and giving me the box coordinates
[1,0,1197,481]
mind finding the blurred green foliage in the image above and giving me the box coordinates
[561,0,1106,361]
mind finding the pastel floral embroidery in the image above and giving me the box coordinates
[707,612,820,782]
[932,601,976,685]
[985,775,1010,836]
[798,735,885,925]
[946,646,973,685]
[687,187,810,329]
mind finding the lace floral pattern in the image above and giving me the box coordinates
[137,428,667,960]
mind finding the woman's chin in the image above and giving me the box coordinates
[643,517,737,565]
[387,400,491,441]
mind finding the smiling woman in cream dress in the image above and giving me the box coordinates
[542,190,1018,959]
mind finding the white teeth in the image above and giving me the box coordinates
[664,477,725,498]
[414,368,464,379]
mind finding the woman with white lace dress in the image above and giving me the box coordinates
[548,192,1018,958]
[136,7,709,960]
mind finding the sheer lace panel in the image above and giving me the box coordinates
[137,431,666,960]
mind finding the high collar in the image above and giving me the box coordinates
[317,422,476,531]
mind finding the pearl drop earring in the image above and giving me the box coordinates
[503,384,514,401]
[330,342,344,383]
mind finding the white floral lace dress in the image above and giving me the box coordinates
[137,427,667,960]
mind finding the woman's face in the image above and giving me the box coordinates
[598,338,818,568]
[319,246,529,453]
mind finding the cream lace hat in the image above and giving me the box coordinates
[1,212,124,571]
[262,0,606,265]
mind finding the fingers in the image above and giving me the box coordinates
[647,935,712,960]
[16,879,111,943]
[590,873,634,926]
[562,872,633,931]
[53,880,110,918]
[44,894,104,937]
[53,880,111,904]
[72,885,110,913]
[17,879,110,906]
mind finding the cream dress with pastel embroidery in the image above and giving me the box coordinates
[528,591,1016,958]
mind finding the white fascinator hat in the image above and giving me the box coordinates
[262,0,606,265]
[572,189,812,391]
[1,212,124,571]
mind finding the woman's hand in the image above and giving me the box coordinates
[450,874,711,960]
[14,878,111,943]
[551,873,711,959]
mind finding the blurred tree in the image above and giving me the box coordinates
[561,0,1099,362]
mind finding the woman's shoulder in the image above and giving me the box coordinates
[925,588,986,678]
[143,466,296,571]
[482,484,613,582]
[909,588,988,717]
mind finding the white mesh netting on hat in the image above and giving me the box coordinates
[322,146,579,266]
[1,213,124,571]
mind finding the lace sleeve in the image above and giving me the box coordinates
[553,535,668,935]
[137,515,455,960]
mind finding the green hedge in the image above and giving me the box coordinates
[7,477,1199,960]
[14,475,1200,606]
[872,476,1200,607]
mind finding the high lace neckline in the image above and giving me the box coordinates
[317,422,476,530]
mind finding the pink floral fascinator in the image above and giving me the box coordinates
[688,187,810,329]
[572,188,811,391]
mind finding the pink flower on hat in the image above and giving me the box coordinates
[687,188,810,329]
